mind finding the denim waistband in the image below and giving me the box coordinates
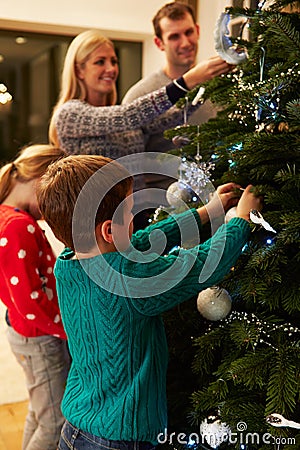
[62,420,156,450]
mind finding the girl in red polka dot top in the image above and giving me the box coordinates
[0,144,70,450]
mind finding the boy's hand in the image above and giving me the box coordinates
[197,183,263,225]
[214,182,243,211]
[236,185,263,222]
[198,182,242,224]
[206,182,242,217]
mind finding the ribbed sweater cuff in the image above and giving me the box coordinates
[166,77,189,104]
[226,216,252,236]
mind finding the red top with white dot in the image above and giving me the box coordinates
[0,205,66,339]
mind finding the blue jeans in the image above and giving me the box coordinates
[6,325,70,450]
[58,420,157,450]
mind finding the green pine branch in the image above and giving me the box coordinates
[266,344,300,415]
[262,13,300,60]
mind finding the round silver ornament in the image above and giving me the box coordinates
[166,181,199,207]
[200,416,231,449]
[225,206,237,223]
[197,287,232,321]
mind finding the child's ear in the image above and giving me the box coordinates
[97,220,113,244]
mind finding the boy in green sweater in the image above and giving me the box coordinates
[37,154,262,450]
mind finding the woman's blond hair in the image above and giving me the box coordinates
[0,144,65,204]
[49,30,117,146]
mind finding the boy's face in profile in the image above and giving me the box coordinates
[111,189,134,252]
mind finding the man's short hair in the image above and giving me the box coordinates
[152,1,196,40]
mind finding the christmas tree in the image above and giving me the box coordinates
[160,1,300,449]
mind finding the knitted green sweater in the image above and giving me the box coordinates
[54,209,250,444]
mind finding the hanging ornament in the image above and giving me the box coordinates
[172,96,191,148]
[225,206,237,223]
[255,83,284,125]
[166,157,214,207]
[182,159,214,198]
[172,87,206,147]
[172,134,191,148]
[192,86,206,106]
[200,414,231,449]
[166,181,199,207]
[250,209,277,233]
[255,93,279,123]
[259,47,266,82]
[197,287,232,321]
[167,128,216,208]
[214,12,248,65]
[169,124,216,208]
[185,126,215,193]
[266,413,300,429]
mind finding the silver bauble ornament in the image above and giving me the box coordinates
[225,206,237,223]
[166,181,199,207]
[197,287,232,321]
[200,416,231,449]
